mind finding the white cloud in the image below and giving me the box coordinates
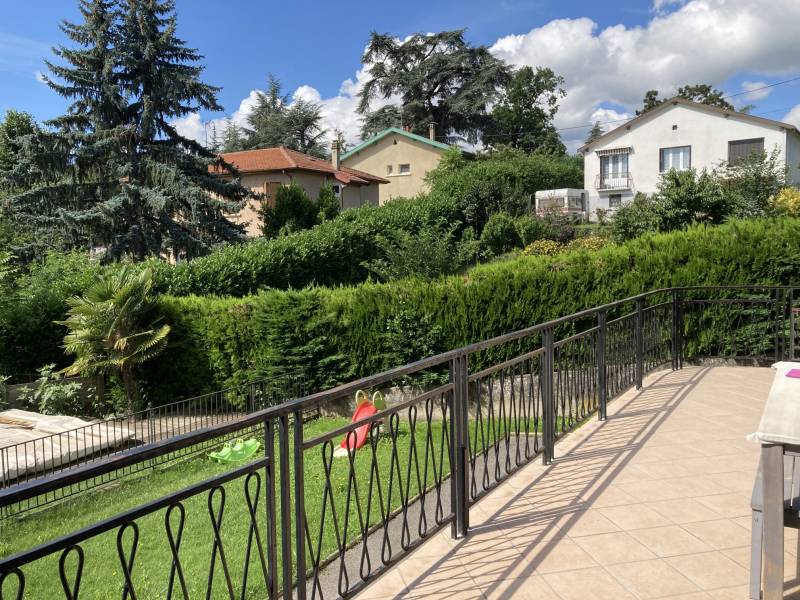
[784,105,800,129]
[34,70,46,84]
[490,0,800,150]
[740,80,771,101]
[0,32,49,73]
[174,0,800,153]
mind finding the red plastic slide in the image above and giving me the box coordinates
[340,401,377,452]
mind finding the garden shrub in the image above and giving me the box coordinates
[363,222,478,281]
[566,236,609,252]
[770,187,800,217]
[260,183,318,236]
[540,210,577,243]
[316,184,340,222]
[146,219,800,403]
[523,239,563,256]
[611,192,661,242]
[514,215,548,246]
[480,212,521,256]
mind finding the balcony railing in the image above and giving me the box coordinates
[595,172,632,190]
[0,286,796,599]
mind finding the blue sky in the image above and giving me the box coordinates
[2,0,799,151]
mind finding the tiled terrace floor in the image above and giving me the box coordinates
[360,366,800,599]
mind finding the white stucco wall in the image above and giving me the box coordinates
[582,103,798,220]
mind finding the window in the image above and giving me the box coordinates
[659,146,691,172]
[599,153,629,189]
[386,165,393,175]
[609,194,622,208]
[567,196,583,209]
[398,163,411,175]
[728,138,764,165]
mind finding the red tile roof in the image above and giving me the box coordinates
[211,147,388,184]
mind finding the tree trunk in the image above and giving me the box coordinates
[121,366,138,415]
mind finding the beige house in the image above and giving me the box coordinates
[340,125,463,204]
[214,146,388,236]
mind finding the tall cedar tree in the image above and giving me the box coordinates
[9,0,247,261]
[636,84,735,115]
[357,30,510,143]
[485,66,566,155]
[244,75,328,157]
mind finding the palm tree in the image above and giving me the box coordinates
[57,266,170,413]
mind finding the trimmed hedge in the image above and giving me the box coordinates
[144,219,800,403]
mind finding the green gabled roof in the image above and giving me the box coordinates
[340,127,453,160]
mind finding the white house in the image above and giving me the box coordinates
[578,97,800,220]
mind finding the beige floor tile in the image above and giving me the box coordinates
[600,503,671,530]
[361,568,411,599]
[572,532,656,566]
[561,509,621,538]
[681,519,750,550]
[481,574,557,600]
[666,551,748,590]
[629,525,713,557]
[694,493,752,519]
[542,566,638,599]
[584,486,639,508]
[704,585,750,600]
[647,498,723,524]
[605,558,700,598]
[517,537,598,574]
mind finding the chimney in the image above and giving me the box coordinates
[331,139,340,171]
[428,123,436,141]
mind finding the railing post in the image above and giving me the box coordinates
[264,417,278,600]
[597,311,607,421]
[635,298,644,389]
[790,289,796,361]
[542,327,555,465]
[449,352,469,539]
[278,414,293,600]
[293,410,306,599]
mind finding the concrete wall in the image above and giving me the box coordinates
[227,170,379,236]
[341,135,444,203]
[582,103,797,220]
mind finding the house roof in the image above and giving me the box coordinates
[340,127,453,161]
[212,147,389,185]
[578,97,800,153]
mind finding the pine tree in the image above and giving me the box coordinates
[207,123,221,153]
[222,118,246,152]
[8,0,248,261]
[112,0,247,259]
[584,121,604,145]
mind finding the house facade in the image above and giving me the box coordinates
[579,98,800,220]
[340,125,459,204]
[214,146,387,236]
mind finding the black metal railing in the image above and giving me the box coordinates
[0,286,796,599]
[0,375,304,517]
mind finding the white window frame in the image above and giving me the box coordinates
[398,163,411,175]
[659,145,691,172]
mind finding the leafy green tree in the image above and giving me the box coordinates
[357,30,510,143]
[636,84,734,115]
[316,184,340,222]
[58,266,170,412]
[260,183,317,236]
[654,168,728,230]
[9,0,248,261]
[485,66,566,154]
[717,148,787,218]
[584,121,604,145]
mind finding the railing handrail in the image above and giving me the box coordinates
[0,284,791,509]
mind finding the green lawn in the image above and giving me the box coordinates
[0,416,452,599]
